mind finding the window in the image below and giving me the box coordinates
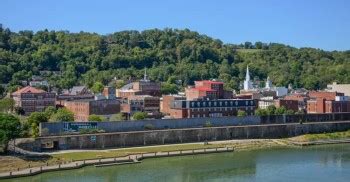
[245,101,248,105]
[235,101,238,106]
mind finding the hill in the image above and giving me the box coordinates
[0,26,349,93]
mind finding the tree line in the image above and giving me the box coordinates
[0,26,349,95]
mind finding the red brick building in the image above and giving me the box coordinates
[308,91,344,100]
[65,99,120,121]
[306,92,350,113]
[185,80,228,100]
[274,99,299,112]
[11,86,56,115]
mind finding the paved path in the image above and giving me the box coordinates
[0,147,233,179]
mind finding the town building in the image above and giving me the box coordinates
[274,99,299,112]
[307,97,350,114]
[284,93,309,112]
[327,82,350,96]
[185,80,234,101]
[308,91,344,100]
[64,98,120,121]
[116,69,161,98]
[160,94,186,115]
[306,91,350,114]
[56,86,94,107]
[11,86,56,115]
[120,95,161,119]
[169,99,257,119]
[102,86,116,99]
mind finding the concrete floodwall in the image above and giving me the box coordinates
[40,116,260,136]
[26,121,350,152]
[40,112,350,136]
[260,113,350,124]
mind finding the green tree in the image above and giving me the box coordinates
[255,108,268,116]
[88,114,105,122]
[275,106,287,115]
[28,112,48,126]
[132,112,147,120]
[0,98,15,113]
[237,110,246,117]
[266,105,277,115]
[161,82,178,94]
[50,108,74,122]
[0,113,21,146]
[44,106,57,118]
[91,81,104,93]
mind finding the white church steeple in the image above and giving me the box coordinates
[244,65,253,90]
[265,76,272,89]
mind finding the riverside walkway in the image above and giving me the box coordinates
[0,147,234,179]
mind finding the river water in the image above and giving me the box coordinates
[4,144,350,182]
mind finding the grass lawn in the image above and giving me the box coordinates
[290,130,350,142]
[52,143,225,161]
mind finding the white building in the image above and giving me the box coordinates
[327,82,350,96]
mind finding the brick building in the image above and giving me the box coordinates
[169,99,256,119]
[308,91,344,100]
[56,86,94,107]
[160,95,186,115]
[284,94,309,112]
[65,98,120,121]
[116,71,161,98]
[274,99,299,112]
[120,95,160,119]
[185,80,233,100]
[307,97,350,114]
[11,86,56,115]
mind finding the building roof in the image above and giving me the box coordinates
[196,80,224,84]
[120,83,133,90]
[12,86,45,95]
[70,86,87,95]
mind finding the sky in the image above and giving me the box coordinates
[1,0,350,51]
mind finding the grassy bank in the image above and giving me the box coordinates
[290,129,350,142]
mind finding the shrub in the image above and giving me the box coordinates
[204,121,212,127]
[237,110,246,117]
[144,124,155,130]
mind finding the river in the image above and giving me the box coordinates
[4,144,350,182]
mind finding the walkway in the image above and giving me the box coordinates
[0,147,233,179]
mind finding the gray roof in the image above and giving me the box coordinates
[120,83,133,90]
[71,86,87,95]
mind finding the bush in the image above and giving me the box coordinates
[88,114,105,122]
[237,110,246,117]
[132,112,147,120]
[51,108,74,122]
[144,124,155,130]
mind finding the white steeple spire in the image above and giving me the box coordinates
[244,65,253,91]
[245,65,250,81]
[142,68,149,82]
[265,76,272,89]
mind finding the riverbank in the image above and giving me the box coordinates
[1,129,350,177]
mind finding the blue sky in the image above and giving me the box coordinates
[1,0,350,51]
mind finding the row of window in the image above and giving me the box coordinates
[189,100,254,108]
[189,107,253,112]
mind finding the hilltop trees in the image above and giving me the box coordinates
[0,26,349,93]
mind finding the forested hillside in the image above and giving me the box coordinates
[0,25,349,93]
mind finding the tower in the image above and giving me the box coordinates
[142,68,149,82]
[244,66,253,90]
[265,76,272,89]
